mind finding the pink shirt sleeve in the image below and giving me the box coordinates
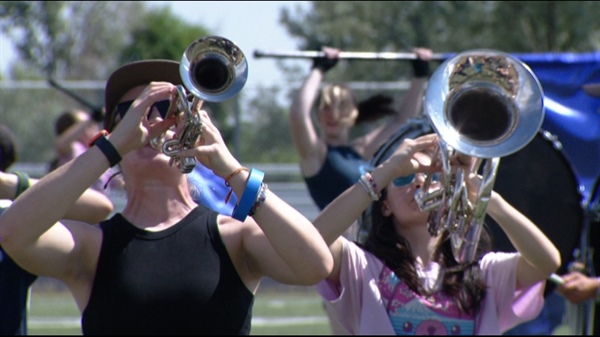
[316,238,395,335]
[476,252,546,334]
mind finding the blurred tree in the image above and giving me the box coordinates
[0,1,248,162]
[0,1,145,80]
[0,1,145,163]
[279,1,600,85]
[119,5,208,63]
[240,85,297,163]
[488,1,600,52]
[117,5,236,144]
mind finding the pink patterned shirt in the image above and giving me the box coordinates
[316,238,545,335]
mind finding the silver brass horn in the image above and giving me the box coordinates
[414,49,545,263]
[152,36,248,173]
[180,35,248,102]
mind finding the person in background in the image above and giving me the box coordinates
[555,81,600,335]
[289,45,433,211]
[0,124,18,173]
[48,108,122,193]
[555,222,600,336]
[0,59,333,335]
[0,123,113,335]
[311,131,561,334]
[558,268,600,305]
[49,108,101,172]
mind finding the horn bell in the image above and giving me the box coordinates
[180,36,248,103]
[424,49,545,158]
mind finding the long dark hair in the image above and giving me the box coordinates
[357,187,491,316]
[0,124,18,172]
[316,86,397,126]
[355,94,397,125]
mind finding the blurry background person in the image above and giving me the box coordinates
[48,108,102,173]
[48,108,123,194]
[557,269,600,334]
[289,46,433,211]
[555,81,600,335]
[0,123,113,335]
[0,124,18,173]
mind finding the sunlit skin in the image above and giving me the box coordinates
[557,271,599,304]
[317,104,357,145]
[384,173,434,226]
[382,172,442,266]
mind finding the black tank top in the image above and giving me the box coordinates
[81,205,253,335]
[304,145,368,210]
[0,207,38,335]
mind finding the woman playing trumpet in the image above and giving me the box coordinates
[312,132,561,334]
[0,59,333,335]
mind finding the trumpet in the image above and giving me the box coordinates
[414,49,545,263]
[152,36,248,174]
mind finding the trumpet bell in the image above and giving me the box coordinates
[180,36,248,102]
[424,49,545,158]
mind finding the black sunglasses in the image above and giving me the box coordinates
[114,100,171,120]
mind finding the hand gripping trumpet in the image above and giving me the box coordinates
[414,49,545,263]
[151,36,248,173]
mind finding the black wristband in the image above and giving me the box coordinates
[312,57,338,73]
[13,171,30,198]
[411,58,430,78]
[91,131,121,167]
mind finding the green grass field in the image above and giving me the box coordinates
[27,283,333,335]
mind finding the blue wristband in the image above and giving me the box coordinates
[231,168,265,222]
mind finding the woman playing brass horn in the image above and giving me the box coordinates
[311,132,561,335]
[0,58,333,335]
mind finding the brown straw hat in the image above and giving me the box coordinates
[104,60,182,132]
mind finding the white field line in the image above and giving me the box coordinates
[28,316,329,329]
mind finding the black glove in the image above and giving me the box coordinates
[312,56,338,73]
[411,58,430,78]
[91,108,104,123]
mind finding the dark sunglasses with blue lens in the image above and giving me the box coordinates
[115,100,171,120]
[392,172,440,188]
